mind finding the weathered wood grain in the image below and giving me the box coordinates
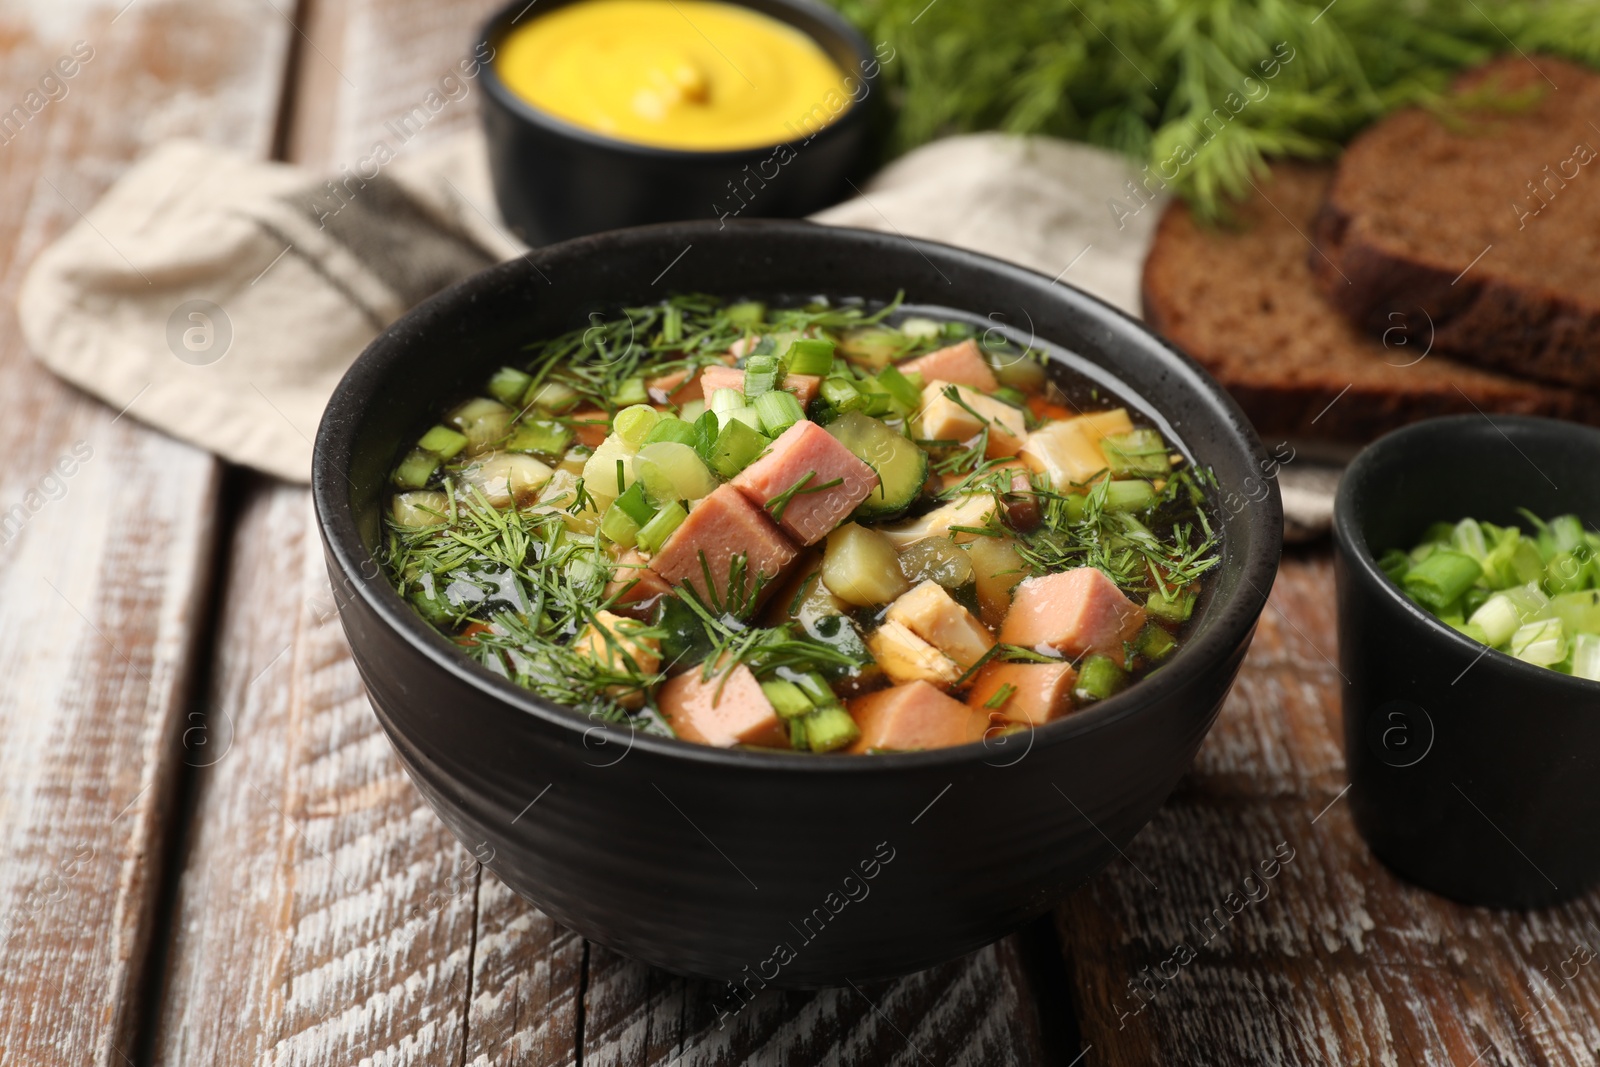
[1058,551,1600,1067]
[150,484,487,1064]
[0,3,289,1064]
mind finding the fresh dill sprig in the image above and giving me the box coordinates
[829,0,1600,220]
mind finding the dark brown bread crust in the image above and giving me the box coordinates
[1310,55,1600,388]
[1141,163,1600,442]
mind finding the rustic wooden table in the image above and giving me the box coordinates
[5,2,1600,1064]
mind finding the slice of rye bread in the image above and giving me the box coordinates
[1140,163,1600,442]
[1310,55,1600,389]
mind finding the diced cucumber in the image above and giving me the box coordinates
[393,448,440,489]
[1146,586,1195,623]
[634,442,717,505]
[1137,624,1178,660]
[725,301,765,329]
[505,418,572,458]
[1100,430,1170,477]
[614,377,648,407]
[417,424,468,459]
[822,411,927,521]
[1073,654,1126,703]
[1103,480,1157,512]
[487,366,533,406]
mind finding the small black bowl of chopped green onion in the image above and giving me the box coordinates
[1334,414,1600,908]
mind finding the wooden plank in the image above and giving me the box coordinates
[1058,551,1600,1066]
[0,3,290,1065]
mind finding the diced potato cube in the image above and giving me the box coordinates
[822,523,910,607]
[459,452,553,508]
[918,380,1026,457]
[866,619,962,687]
[877,494,997,549]
[391,491,451,529]
[1020,420,1110,490]
[574,610,662,708]
[886,581,996,670]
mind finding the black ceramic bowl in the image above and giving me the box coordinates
[1335,415,1600,909]
[477,0,881,245]
[312,220,1282,985]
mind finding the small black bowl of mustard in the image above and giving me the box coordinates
[476,0,883,244]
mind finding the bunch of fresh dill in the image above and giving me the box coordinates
[830,0,1600,219]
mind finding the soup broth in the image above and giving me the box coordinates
[380,295,1220,753]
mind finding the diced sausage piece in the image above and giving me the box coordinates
[779,373,822,408]
[917,380,1026,458]
[965,661,1077,725]
[866,619,962,687]
[568,409,611,450]
[573,610,662,708]
[698,364,746,400]
[605,548,673,607]
[699,366,822,409]
[886,580,996,670]
[899,339,998,392]
[847,681,992,753]
[647,367,703,406]
[651,483,798,609]
[999,567,1146,666]
[1020,420,1108,490]
[732,421,878,546]
[659,661,787,748]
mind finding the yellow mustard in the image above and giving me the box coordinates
[496,0,851,150]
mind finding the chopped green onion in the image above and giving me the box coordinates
[800,705,859,752]
[679,399,706,422]
[793,671,836,706]
[1137,624,1178,660]
[754,389,805,436]
[1401,550,1482,613]
[417,424,468,459]
[1145,586,1195,623]
[1376,549,1410,582]
[635,442,718,505]
[726,407,765,433]
[488,366,534,406]
[643,416,699,447]
[875,364,922,411]
[743,355,781,398]
[614,377,648,407]
[524,380,580,413]
[725,301,765,329]
[614,404,660,449]
[1450,517,1487,560]
[600,503,642,547]
[821,377,863,412]
[1510,617,1566,666]
[636,500,688,553]
[761,680,813,719]
[661,304,683,344]
[709,387,745,414]
[783,338,835,376]
[393,448,440,489]
[612,482,658,527]
[1573,632,1600,681]
[701,418,768,479]
[1467,593,1521,647]
[1073,654,1126,703]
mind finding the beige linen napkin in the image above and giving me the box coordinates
[18,129,1336,535]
